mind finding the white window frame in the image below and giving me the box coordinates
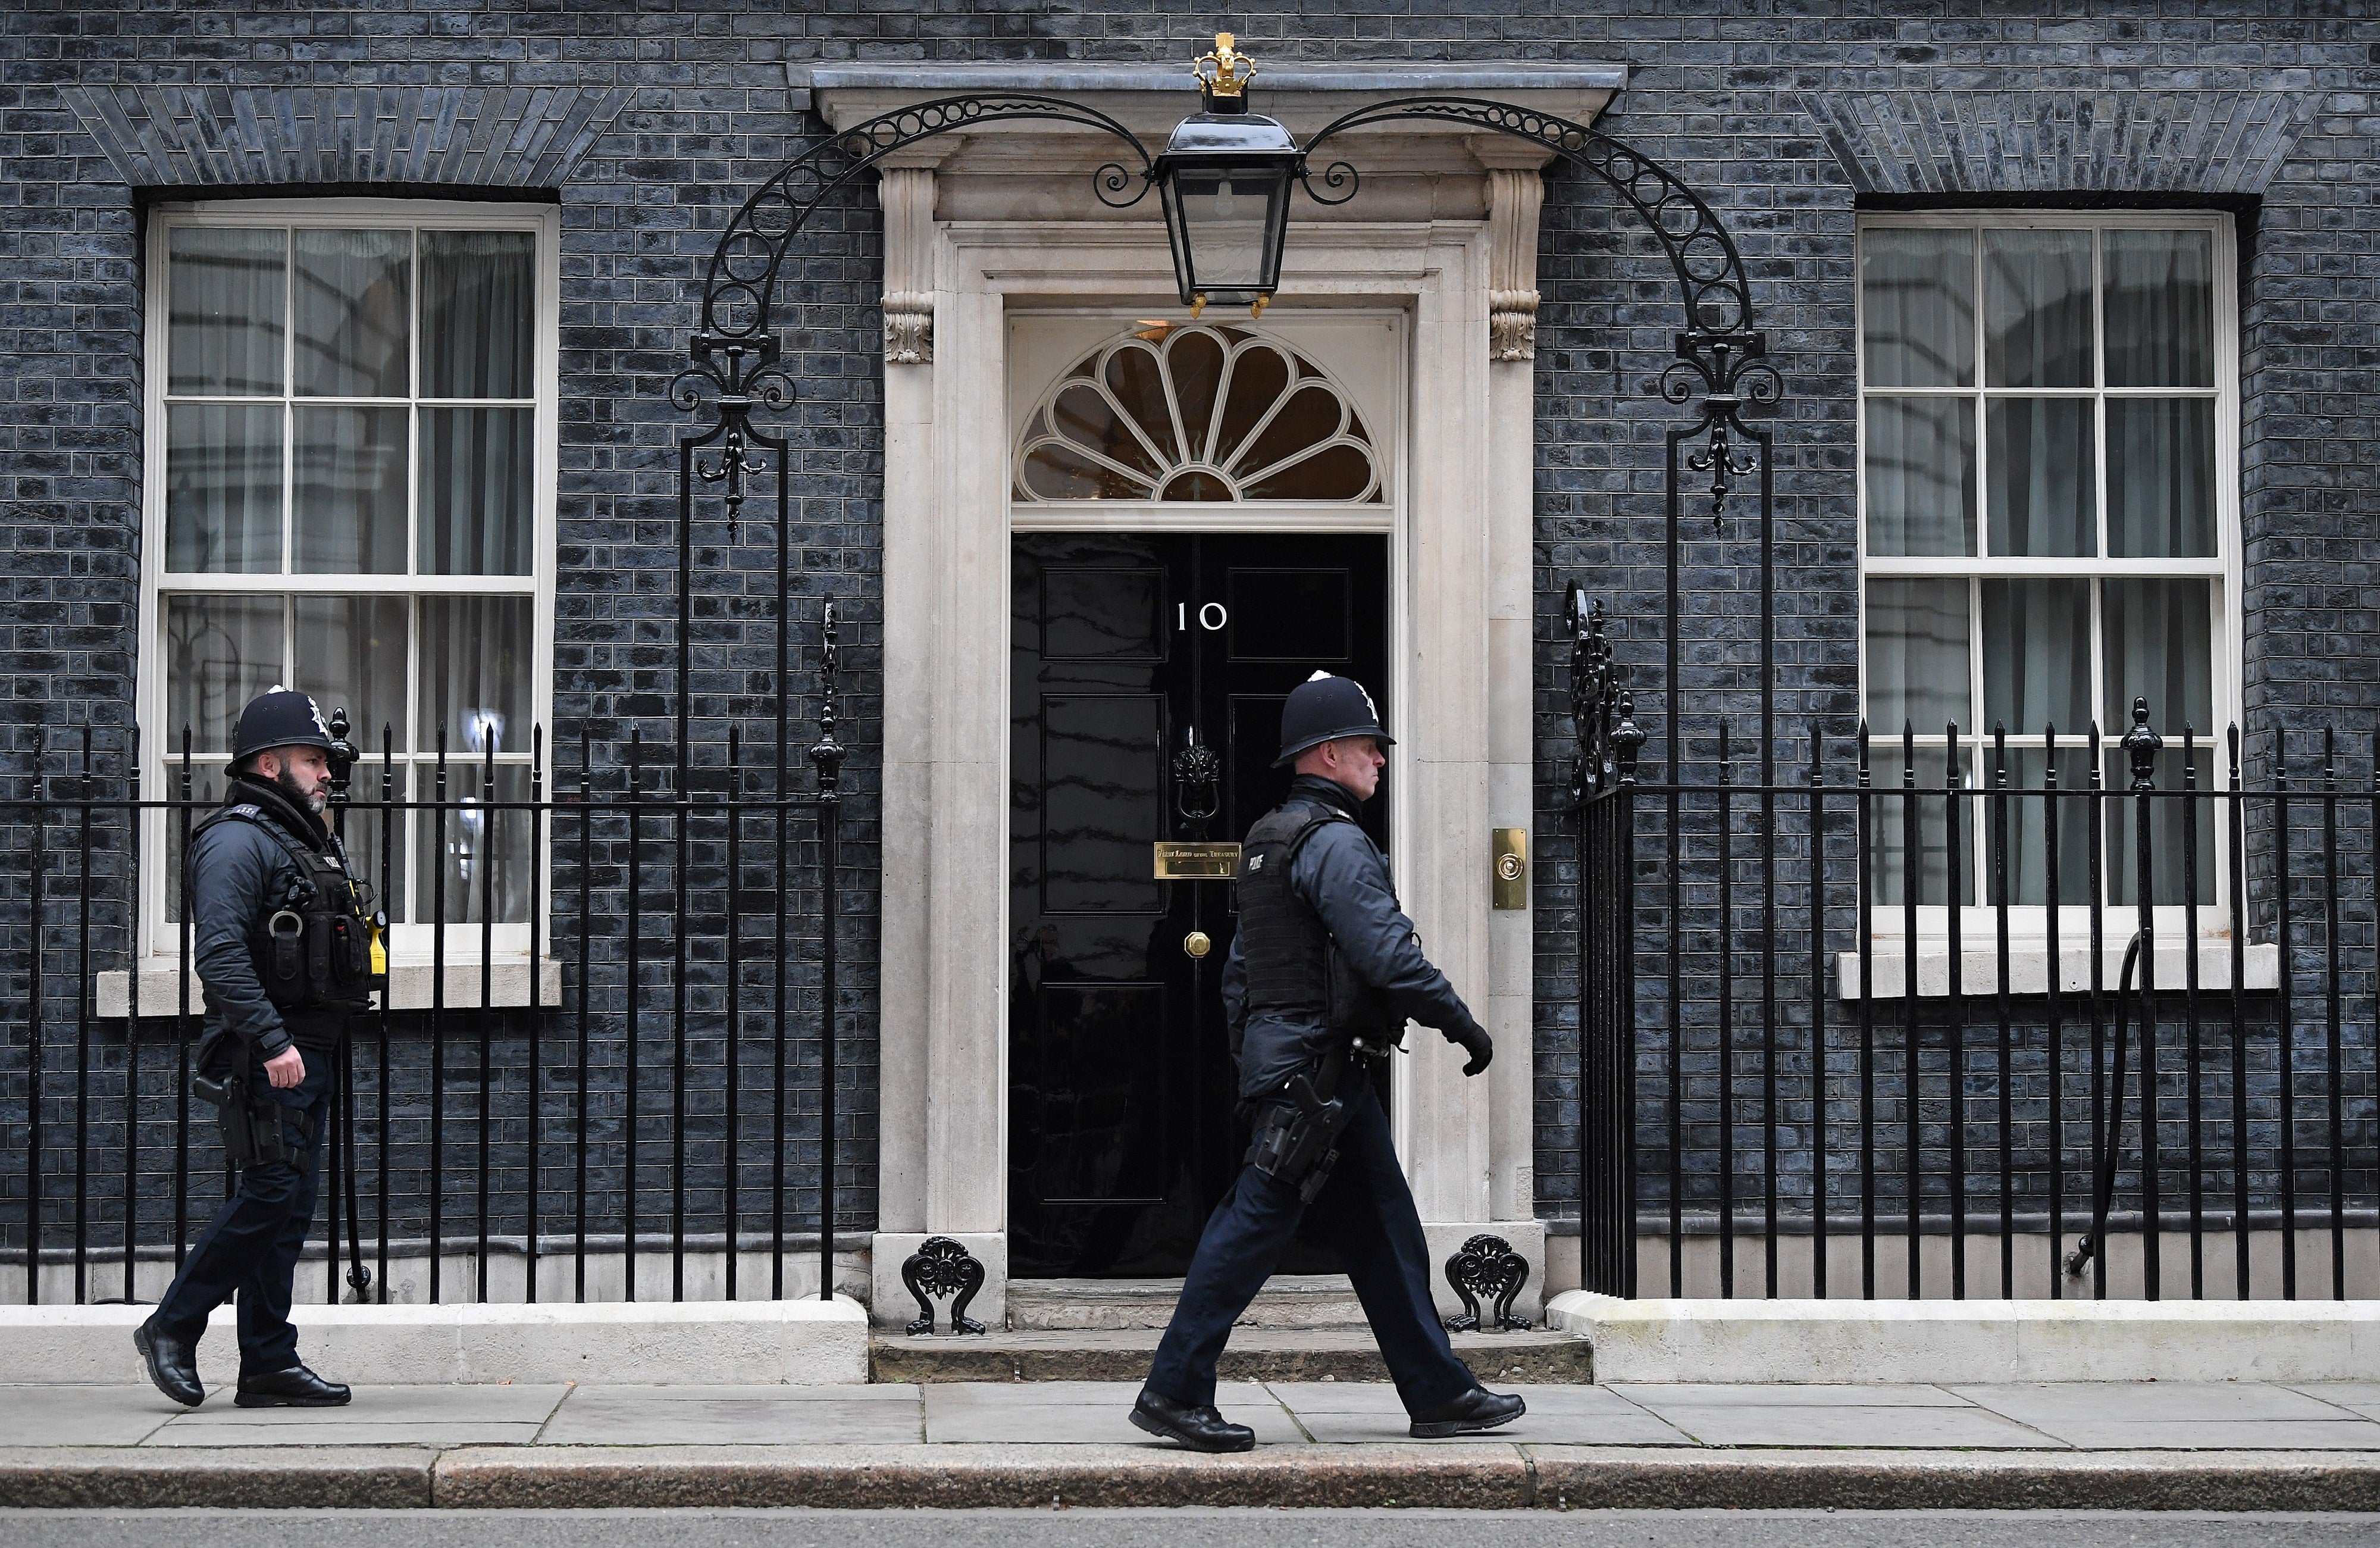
[136,197,560,971]
[1853,209,2245,962]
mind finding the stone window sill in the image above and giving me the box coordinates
[98,958,564,1019]
[1835,940,2279,1001]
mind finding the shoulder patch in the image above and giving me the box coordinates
[1248,853,1264,871]
[228,804,262,819]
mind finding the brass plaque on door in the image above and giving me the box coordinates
[1154,842,1242,880]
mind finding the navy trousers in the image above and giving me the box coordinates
[152,1052,331,1378]
[1148,1075,1476,1415]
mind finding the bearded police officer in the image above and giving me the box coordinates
[134,689,381,1409]
[1131,673,1523,1452]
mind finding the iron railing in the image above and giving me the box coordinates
[0,620,855,1308]
[1570,600,2378,1302]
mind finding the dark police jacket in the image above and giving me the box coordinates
[190,776,355,1067]
[1219,775,1482,1100]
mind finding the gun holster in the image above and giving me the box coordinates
[1245,1050,1357,1203]
[193,1069,305,1169]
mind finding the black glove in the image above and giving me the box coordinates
[1445,1021,1493,1077]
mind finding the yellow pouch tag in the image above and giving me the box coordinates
[368,925,388,977]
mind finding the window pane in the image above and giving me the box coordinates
[420,231,536,399]
[2105,748,2217,906]
[1864,396,1975,555]
[2106,398,2215,558]
[293,229,411,398]
[1981,579,2090,736]
[2104,229,2213,389]
[165,595,283,752]
[292,406,408,574]
[168,228,284,396]
[293,595,407,755]
[165,404,282,574]
[419,596,532,758]
[1998,746,2095,907]
[1865,578,1971,736]
[419,408,534,575]
[1984,229,2093,388]
[329,765,406,924]
[163,767,227,923]
[1986,397,2095,556]
[1866,744,1974,907]
[1861,229,1975,388]
[414,764,532,924]
[2102,578,2214,737]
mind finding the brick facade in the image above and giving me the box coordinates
[2,2,2373,1265]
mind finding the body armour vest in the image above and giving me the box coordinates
[1236,800,1397,1034]
[193,803,386,1013]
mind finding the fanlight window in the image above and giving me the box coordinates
[1014,323,1382,503]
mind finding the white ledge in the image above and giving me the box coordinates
[1836,940,2279,1001]
[97,957,565,1019]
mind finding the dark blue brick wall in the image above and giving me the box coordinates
[1,1,2374,1265]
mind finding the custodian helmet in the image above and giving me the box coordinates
[229,687,339,768]
[1273,671,1393,767]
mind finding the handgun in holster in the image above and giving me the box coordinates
[192,1068,293,1169]
[1245,1050,1355,1203]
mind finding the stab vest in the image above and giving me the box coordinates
[1236,799,1396,1033]
[193,801,386,1013]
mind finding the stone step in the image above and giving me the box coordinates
[1005,1274,1366,1331]
[869,1325,1592,1384]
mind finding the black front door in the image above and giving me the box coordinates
[1009,531,1390,1278]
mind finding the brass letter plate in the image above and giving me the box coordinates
[1492,828,1527,909]
[1154,841,1242,880]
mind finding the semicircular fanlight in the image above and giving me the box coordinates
[1014,324,1382,504]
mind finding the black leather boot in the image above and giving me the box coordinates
[133,1318,205,1408]
[1408,1385,1526,1438]
[1130,1386,1255,1453]
[234,1364,352,1408]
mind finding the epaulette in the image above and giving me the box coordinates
[228,803,262,819]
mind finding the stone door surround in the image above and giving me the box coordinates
[811,60,1627,1327]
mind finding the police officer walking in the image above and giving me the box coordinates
[1131,672,1524,1452]
[134,689,379,1409]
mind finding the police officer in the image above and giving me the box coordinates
[1132,672,1524,1452]
[134,689,378,1409]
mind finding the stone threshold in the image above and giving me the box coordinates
[870,1326,1590,1384]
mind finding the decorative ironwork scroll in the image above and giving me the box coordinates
[672,95,1159,789]
[1299,96,1780,527]
[1443,1233,1533,1333]
[901,1236,988,1336]
[1563,583,1643,809]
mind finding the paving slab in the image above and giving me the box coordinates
[539,1386,925,1446]
[1268,1380,1693,1447]
[1954,1381,2370,1423]
[143,1422,549,1448]
[1610,1383,1978,1408]
[155,1383,572,1430]
[922,1381,1304,1446]
[1616,1392,2065,1450]
[0,1386,179,1447]
[2291,1383,2380,1422]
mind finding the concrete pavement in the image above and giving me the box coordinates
[2,1380,2379,1510]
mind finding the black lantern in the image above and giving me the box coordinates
[1153,35,1303,315]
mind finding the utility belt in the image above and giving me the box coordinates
[1242,1028,1401,1203]
[192,1067,314,1170]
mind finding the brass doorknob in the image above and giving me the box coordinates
[1183,930,1212,959]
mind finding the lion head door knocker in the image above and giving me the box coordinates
[1173,724,1222,839]
[1443,1233,1533,1333]
[900,1236,988,1336]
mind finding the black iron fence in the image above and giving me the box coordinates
[1,619,856,1308]
[1570,600,2378,1303]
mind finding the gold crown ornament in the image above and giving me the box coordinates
[1193,32,1255,99]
